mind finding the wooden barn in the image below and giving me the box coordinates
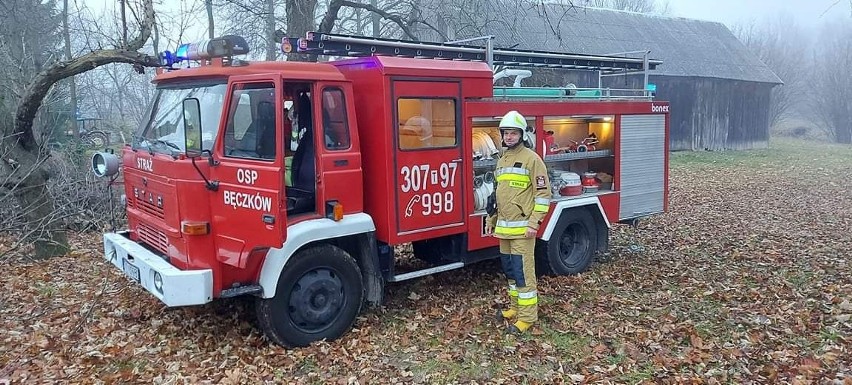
[413,3,783,150]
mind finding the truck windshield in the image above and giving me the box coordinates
[135,82,227,155]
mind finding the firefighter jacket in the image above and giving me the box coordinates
[487,145,551,239]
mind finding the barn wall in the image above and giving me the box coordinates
[654,77,772,150]
[599,75,774,150]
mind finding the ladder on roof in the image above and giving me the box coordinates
[282,32,661,74]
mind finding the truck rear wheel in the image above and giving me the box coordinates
[256,244,364,348]
[545,208,598,275]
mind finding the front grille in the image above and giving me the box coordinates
[137,224,169,255]
[130,186,165,219]
[136,195,165,219]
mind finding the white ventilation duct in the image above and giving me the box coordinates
[493,69,532,87]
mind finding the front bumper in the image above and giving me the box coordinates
[104,232,213,307]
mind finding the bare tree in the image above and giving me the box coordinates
[733,16,809,129]
[216,0,281,60]
[76,63,154,139]
[216,0,418,61]
[0,0,161,258]
[317,0,419,38]
[809,20,852,143]
[315,0,410,37]
[62,0,80,140]
[266,0,280,60]
[206,0,216,38]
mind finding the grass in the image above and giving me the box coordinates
[670,137,851,168]
[36,283,57,298]
[783,269,815,290]
[406,341,500,383]
[547,329,590,356]
[617,363,657,383]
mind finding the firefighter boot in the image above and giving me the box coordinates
[507,320,534,335]
[496,308,517,322]
[496,279,519,323]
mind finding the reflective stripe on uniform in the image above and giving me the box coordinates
[534,197,550,212]
[508,284,518,297]
[496,167,531,189]
[517,290,538,306]
[495,219,529,236]
[496,174,530,184]
[495,167,530,177]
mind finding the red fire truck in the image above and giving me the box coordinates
[92,33,669,347]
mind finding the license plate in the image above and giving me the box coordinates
[122,259,141,282]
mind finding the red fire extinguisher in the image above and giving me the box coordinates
[542,131,556,155]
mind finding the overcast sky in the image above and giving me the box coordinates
[665,0,849,29]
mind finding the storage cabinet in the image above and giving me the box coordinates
[541,116,616,199]
[469,115,617,213]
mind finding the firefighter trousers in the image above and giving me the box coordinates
[499,237,538,324]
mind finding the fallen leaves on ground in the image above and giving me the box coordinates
[1,138,850,384]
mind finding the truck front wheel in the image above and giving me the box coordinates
[545,208,598,275]
[257,244,364,348]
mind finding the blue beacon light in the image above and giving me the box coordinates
[158,50,175,66]
[158,36,250,68]
[174,44,190,61]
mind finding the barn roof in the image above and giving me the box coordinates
[428,5,782,84]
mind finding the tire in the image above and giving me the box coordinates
[256,244,363,348]
[85,131,110,148]
[545,208,598,275]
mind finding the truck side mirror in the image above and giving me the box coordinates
[183,98,203,158]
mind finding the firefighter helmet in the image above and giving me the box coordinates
[498,110,535,149]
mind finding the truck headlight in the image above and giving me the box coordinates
[92,152,120,177]
[153,271,164,293]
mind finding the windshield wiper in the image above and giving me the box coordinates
[134,136,181,154]
[149,139,182,151]
[134,135,153,153]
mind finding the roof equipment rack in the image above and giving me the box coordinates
[282,32,660,75]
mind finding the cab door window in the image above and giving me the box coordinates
[223,82,276,160]
[322,88,351,150]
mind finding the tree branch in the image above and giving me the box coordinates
[12,50,160,151]
[319,0,419,40]
[9,0,158,152]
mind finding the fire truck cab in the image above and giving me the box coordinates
[94,34,669,347]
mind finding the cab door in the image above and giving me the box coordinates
[209,75,285,268]
[393,80,465,236]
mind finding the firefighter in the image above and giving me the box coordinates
[485,110,551,334]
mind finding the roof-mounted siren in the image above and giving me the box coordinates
[159,35,250,67]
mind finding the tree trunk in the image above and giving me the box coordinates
[63,0,79,139]
[120,0,128,47]
[206,0,215,39]
[152,18,160,54]
[0,143,68,259]
[7,0,158,259]
[286,0,318,62]
[835,116,852,144]
[371,0,381,37]
[266,0,277,60]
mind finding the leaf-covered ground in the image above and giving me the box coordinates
[2,138,850,384]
